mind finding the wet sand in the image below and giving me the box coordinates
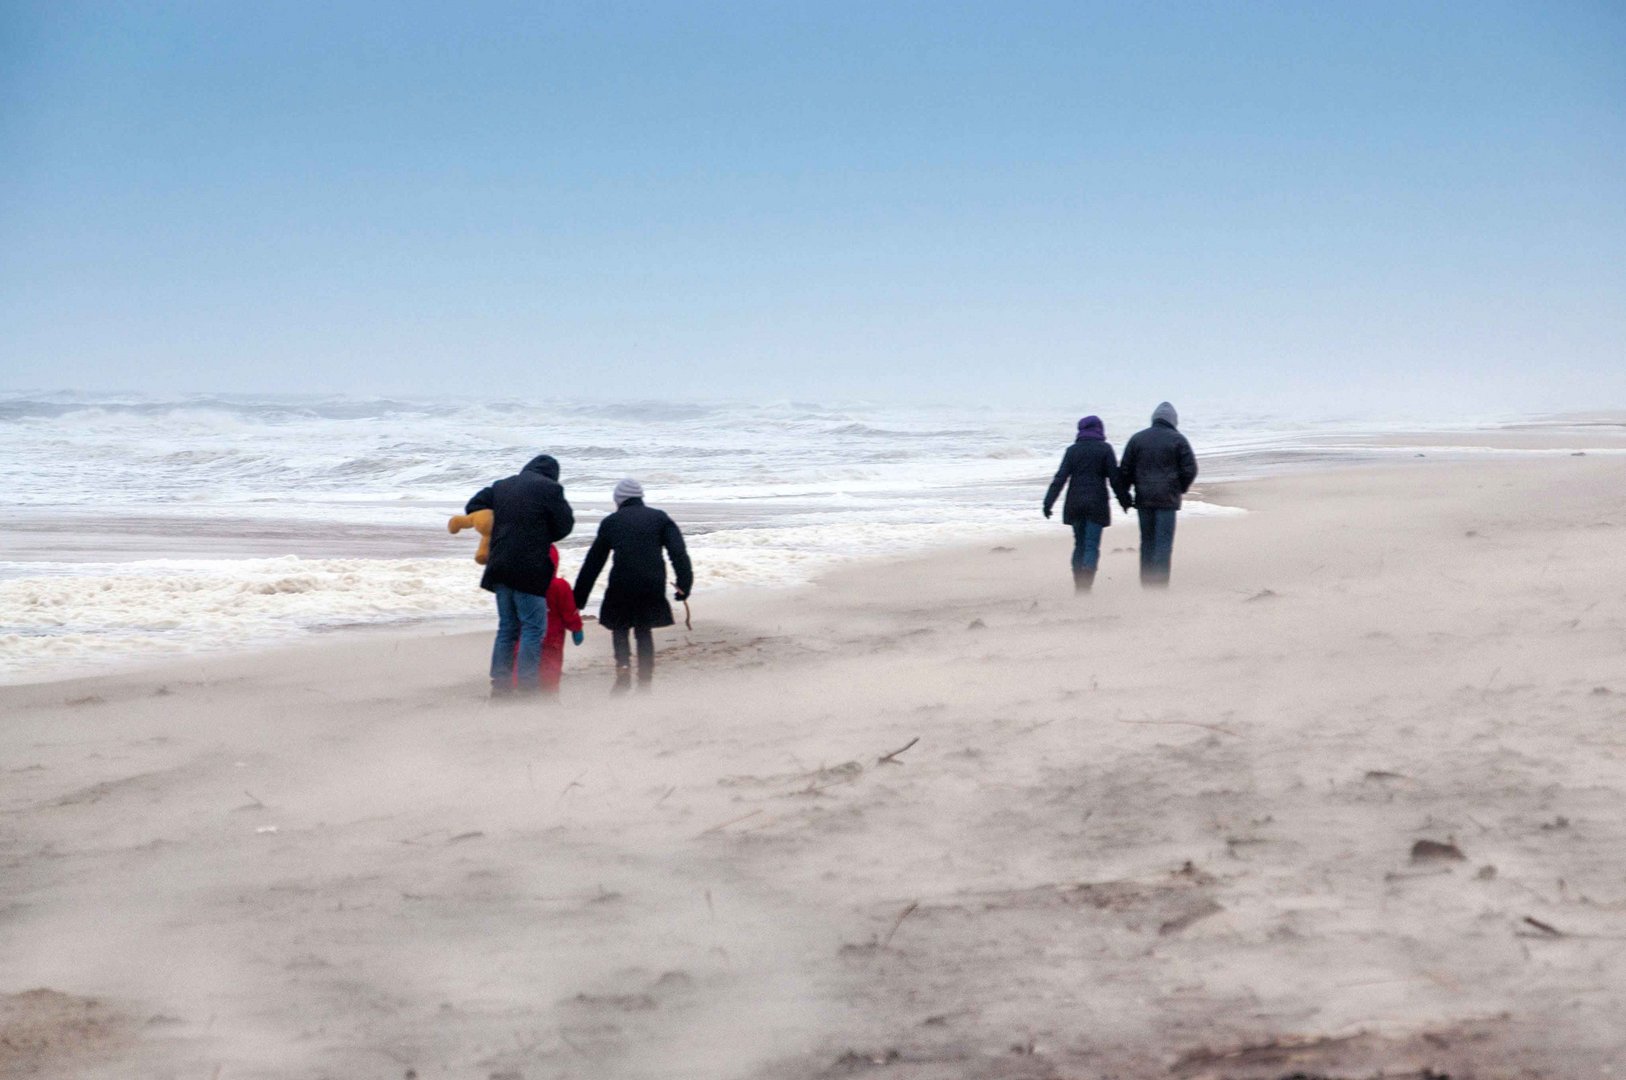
[3,453,1625,1078]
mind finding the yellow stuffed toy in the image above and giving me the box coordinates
[448,509,494,564]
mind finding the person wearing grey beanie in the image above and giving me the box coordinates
[1117,402,1199,587]
[574,479,694,692]
[462,454,576,696]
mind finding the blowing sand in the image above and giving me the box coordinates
[3,454,1625,1079]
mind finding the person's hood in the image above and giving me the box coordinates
[1151,402,1179,429]
[1076,415,1105,441]
[522,454,560,481]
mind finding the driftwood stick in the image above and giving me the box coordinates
[800,774,862,797]
[698,808,762,836]
[1118,718,1240,737]
[555,770,587,805]
[878,737,920,765]
[882,900,920,947]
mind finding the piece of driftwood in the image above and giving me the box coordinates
[1118,718,1240,737]
[556,771,587,805]
[878,737,920,765]
[882,900,919,947]
[1523,915,1564,937]
[697,809,762,836]
[1410,839,1466,863]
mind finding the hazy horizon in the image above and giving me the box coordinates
[5,384,1620,432]
[3,3,1623,415]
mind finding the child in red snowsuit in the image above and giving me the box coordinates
[512,545,584,695]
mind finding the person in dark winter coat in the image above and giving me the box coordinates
[1116,402,1198,586]
[465,454,575,695]
[1043,415,1121,592]
[572,478,693,693]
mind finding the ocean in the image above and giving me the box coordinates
[0,392,1556,682]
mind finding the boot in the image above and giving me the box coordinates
[1073,568,1095,593]
[611,666,633,695]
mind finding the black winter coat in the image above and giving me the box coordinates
[1118,420,1198,510]
[1044,439,1121,527]
[465,455,576,596]
[572,499,693,631]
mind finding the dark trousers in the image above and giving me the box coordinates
[1070,520,1103,573]
[491,585,548,690]
[1137,508,1177,586]
[612,626,655,685]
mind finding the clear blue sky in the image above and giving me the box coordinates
[3,2,1622,413]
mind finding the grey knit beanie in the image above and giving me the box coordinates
[613,478,644,507]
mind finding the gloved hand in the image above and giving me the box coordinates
[1118,499,1132,512]
[674,588,688,602]
[1042,507,1052,519]
[572,629,584,646]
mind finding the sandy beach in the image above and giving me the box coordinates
[4,451,1625,1079]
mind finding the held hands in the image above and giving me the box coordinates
[572,629,585,646]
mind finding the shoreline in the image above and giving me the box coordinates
[0,486,1273,689]
[0,448,1598,701]
[0,506,1243,690]
[7,414,1625,687]
[6,420,1623,690]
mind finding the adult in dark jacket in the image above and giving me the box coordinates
[572,478,693,693]
[1117,402,1198,586]
[465,454,575,695]
[1043,415,1121,592]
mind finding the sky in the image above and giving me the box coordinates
[2,1,1623,415]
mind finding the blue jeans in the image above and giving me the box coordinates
[1137,508,1177,585]
[491,585,548,690]
[1070,521,1103,573]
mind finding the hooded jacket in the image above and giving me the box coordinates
[543,544,584,652]
[1118,403,1198,510]
[573,497,693,631]
[464,455,576,595]
[1043,416,1121,527]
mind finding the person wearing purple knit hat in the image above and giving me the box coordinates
[1042,415,1125,592]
